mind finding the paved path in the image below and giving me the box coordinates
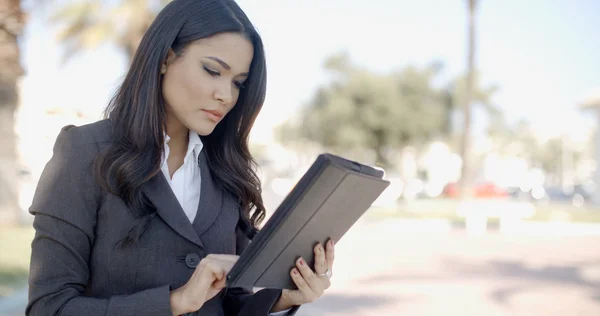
[2,218,600,315]
[295,219,600,316]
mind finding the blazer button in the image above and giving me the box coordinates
[185,253,201,269]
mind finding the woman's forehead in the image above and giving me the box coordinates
[188,33,254,73]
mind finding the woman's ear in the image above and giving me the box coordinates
[161,48,177,74]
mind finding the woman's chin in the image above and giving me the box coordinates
[190,122,217,136]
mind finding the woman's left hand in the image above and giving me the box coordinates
[271,239,335,312]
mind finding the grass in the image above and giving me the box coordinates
[527,204,600,222]
[0,226,34,297]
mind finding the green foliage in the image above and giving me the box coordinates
[488,118,584,174]
[50,0,172,64]
[277,53,498,167]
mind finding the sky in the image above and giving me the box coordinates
[17,0,600,144]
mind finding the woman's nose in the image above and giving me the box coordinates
[214,83,233,105]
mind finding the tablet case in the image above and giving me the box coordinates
[226,153,390,290]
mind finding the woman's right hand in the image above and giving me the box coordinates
[170,254,239,315]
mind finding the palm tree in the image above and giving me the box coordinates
[458,0,478,197]
[0,0,25,224]
[51,0,171,65]
[442,71,498,138]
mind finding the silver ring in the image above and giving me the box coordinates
[318,268,332,279]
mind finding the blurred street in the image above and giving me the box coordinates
[2,215,600,315]
[295,217,600,316]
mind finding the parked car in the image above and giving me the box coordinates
[538,184,594,207]
[507,182,596,207]
[442,182,508,198]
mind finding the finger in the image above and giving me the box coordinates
[204,255,238,273]
[202,261,224,278]
[206,254,240,263]
[296,257,324,296]
[198,261,221,288]
[325,239,335,270]
[322,276,332,290]
[290,268,318,303]
[213,272,227,289]
[314,243,327,275]
[206,263,229,291]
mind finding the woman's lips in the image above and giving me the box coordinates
[201,109,223,122]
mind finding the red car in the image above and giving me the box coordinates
[443,182,508,198]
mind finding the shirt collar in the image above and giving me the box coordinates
[187,130,203,163]
[164,130,204,164]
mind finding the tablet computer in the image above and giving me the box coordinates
[226,153,390,289]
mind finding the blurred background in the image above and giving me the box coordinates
[1,0,600,315]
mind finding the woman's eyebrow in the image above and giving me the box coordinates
[203,56,249,76]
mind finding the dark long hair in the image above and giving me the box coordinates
[95,0,267,245]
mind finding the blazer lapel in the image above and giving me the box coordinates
[192,150,223,237]
[142,172,204,248]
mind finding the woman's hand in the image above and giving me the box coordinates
[170,254,239,315]
[271,239,335,312]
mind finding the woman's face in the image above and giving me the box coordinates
[161,32,254,136]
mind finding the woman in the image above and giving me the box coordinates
[26,0,334,315]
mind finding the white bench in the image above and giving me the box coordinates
[456,199,536,234]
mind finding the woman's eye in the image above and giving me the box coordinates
[234,81,246,89]
[203,66,220,77]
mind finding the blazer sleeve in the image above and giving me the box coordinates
[26,125,173,316]
[221,228,301,316]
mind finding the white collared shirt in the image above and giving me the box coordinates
[160,131,291,316]
[160,130,203,223]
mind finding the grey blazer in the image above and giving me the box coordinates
[26,119,300,316]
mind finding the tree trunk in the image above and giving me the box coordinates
[374,147,388,168]
[0,0,25,224]
[459,0,477,198]
[373,129,389,167]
